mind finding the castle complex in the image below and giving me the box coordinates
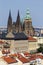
[0,9,43,65]
[7,9,34,36]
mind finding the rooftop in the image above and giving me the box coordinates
[1,52,43,64]
[0,41,4,44]
[2,49,10,54]
[28,36,37,42]
[0,32,28,40]
[3,56,17,64]
[23,52,31,57]
[18,56,29,63]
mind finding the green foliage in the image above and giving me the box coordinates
[37,44,43,53]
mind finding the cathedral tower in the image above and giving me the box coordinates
[24,9,34,36]
[7,10,12,33]
[15,10,22,33]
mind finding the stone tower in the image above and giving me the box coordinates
[7,10,12,33]
[15,10,22,33]
[24,9,34,36]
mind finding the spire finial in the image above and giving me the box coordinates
[9,10,11,19]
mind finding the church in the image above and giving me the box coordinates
[0,9,38,53]
[7,9,34,36]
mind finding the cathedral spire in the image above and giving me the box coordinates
[7,10,12,33]
[16,10,20,25]
[15,10,22,33]
[9,10,12,19]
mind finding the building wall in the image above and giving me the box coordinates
[24,19,34,36]
[14,40,29,53]
[10,40,38,53]
[41,59,43,65]
[28,42,39,52]
[23,63,30,65]
[37,37,43,44]
[2,39,39,53]
[9,63,18,65]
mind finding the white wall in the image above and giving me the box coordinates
[23,63,30,65]
[9,63,18,65]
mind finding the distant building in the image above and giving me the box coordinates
[7,9,34,36]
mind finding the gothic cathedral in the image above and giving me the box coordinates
[7,9,34,36]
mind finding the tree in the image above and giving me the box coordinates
[37,44,43,53]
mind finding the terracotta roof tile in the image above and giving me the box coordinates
[18,56,29,63]
[2,53,43,63]
[29,54,43,61]
[3,56,17,64]
[2,49,10,54]
[17,53,29,63]
[24,52,31,57]
[28,36,37,42]
[9,53,17,57]
[0,41,4,44]
[17,53,23,57]
[37,55,43,59]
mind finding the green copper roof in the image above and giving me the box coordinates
[25,9,31,20]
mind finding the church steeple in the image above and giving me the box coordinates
[15,10,22,33]
[9,10,12,19]
[7,10,12,33]
[16,10,20,25]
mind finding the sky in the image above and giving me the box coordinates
[0,0,43,28]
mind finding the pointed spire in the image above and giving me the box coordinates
[17,10,20,18]
[16,10,22,33]
[9,10,12,19]
[16,10,20,24]
[7,10,12,33]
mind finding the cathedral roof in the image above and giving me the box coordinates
[0,32,28,40]
[6,32,14,38]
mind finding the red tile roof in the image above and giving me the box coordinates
[28,36,37,42]
[0,41,4,44]
[18,56,29,63]
[17,53,29,63]
[2,49,10,54]
[24,52,31,57]
[9,53,17,57]
[17,53,23,57]
[3,56,17,64]
[37,55,43,59]
[2,52,43,63]
[29,54,43,61]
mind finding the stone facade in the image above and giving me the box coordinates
[3,39,38,53]
[7,10,12,33]
[7,10,34,36]
[24,19,34,36]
